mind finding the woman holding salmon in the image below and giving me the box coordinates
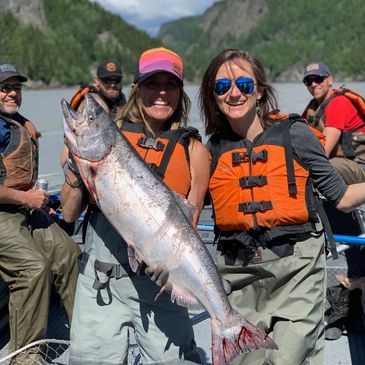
[61,48,210,365]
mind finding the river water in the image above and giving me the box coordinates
[20,82,365,186]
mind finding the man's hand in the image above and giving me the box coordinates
[24,189,48,210]
[145,266,171,290]
[336,274,365,291]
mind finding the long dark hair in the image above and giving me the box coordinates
[198,49,278,136]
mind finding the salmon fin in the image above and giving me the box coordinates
[222,279,231,295]
[173,192,196,222]
[211,311,277,364]
[127,246,142,273]
[170,285,204,310]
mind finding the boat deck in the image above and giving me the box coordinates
[1,291,364,364]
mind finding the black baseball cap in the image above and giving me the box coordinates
[0,62,27,83]
[97,60,123,79]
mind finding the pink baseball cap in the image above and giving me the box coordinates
[134,47,183,84]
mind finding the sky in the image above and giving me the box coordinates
[93,0,219,36]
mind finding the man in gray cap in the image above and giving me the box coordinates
[0,62,80,364]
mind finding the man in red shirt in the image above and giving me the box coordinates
[303,62,365,342]
[302,62,365,184]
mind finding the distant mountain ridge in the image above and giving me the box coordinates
[2,0,364,84]
[159,0,365,82]
[0,0,161,86]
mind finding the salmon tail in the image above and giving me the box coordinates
[211,310,277,365]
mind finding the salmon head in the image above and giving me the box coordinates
[61,94,116,162]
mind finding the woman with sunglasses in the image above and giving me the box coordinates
[61,47,209,365]
[198,48,365,364]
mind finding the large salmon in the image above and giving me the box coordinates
[61,94,277,364]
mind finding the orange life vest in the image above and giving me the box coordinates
[208,116,319,241]
[69,84,98,111]
[69,84,126,125]
[0,114,39,190]
[272,112,326,147]
[120,121,199,197]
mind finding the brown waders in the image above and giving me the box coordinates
[0,206,80,362]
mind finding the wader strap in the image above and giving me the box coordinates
[81,204,100,244]
[77,252,89,275]
[92,258,131,306]
[317,199,338,259]
[92,257,146,306]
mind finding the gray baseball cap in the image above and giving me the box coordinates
[0,62,27,83]
[303,62,331,78]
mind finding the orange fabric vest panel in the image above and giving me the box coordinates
[210,145,310,232]
[122,130,191,197]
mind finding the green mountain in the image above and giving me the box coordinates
[159,0,365,82]
[0,0,161,86]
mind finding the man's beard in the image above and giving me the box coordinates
[102,88,120,101]
[0,104,19,115]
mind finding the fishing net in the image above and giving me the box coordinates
[0,339,70,364]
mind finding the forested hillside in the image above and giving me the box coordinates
[2,0,364,85]
[0,0,161,86]
[159,0,365,82]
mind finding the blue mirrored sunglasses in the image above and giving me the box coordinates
[213,77,255,96]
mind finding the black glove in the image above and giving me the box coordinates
[145,266,170,288]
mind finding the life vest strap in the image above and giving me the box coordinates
[238,200,273,214]
[283,117,298,195]
[239,175,267,187]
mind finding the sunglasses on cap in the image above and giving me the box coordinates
[101,77,122,85]
[0,83,22,93]
[303,75,328,87]
[214,77,255,96]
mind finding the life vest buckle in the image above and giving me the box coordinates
[251,150,268,163]
[137,137,165,151]
[239,175,268,187]
[238,200,273,214]
[232,151,249,163]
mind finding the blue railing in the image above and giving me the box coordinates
[197,223,365,246]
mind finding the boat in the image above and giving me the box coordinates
[0,174,365,364]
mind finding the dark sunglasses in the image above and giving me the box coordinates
[0,83,22,93]
[214,77,255,96]
[303,75,327,87]
[101,77,122,85]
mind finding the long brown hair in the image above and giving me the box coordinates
[198,49,278,136]
[120,80,191,131]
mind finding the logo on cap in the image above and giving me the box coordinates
[306,63,320,72]
[105,62,117,72]
[173,63,182,78]
[0,63,17,73]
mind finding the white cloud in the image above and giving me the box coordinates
[93,0,218,35]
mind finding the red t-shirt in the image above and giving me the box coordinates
[324,95,365,132]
